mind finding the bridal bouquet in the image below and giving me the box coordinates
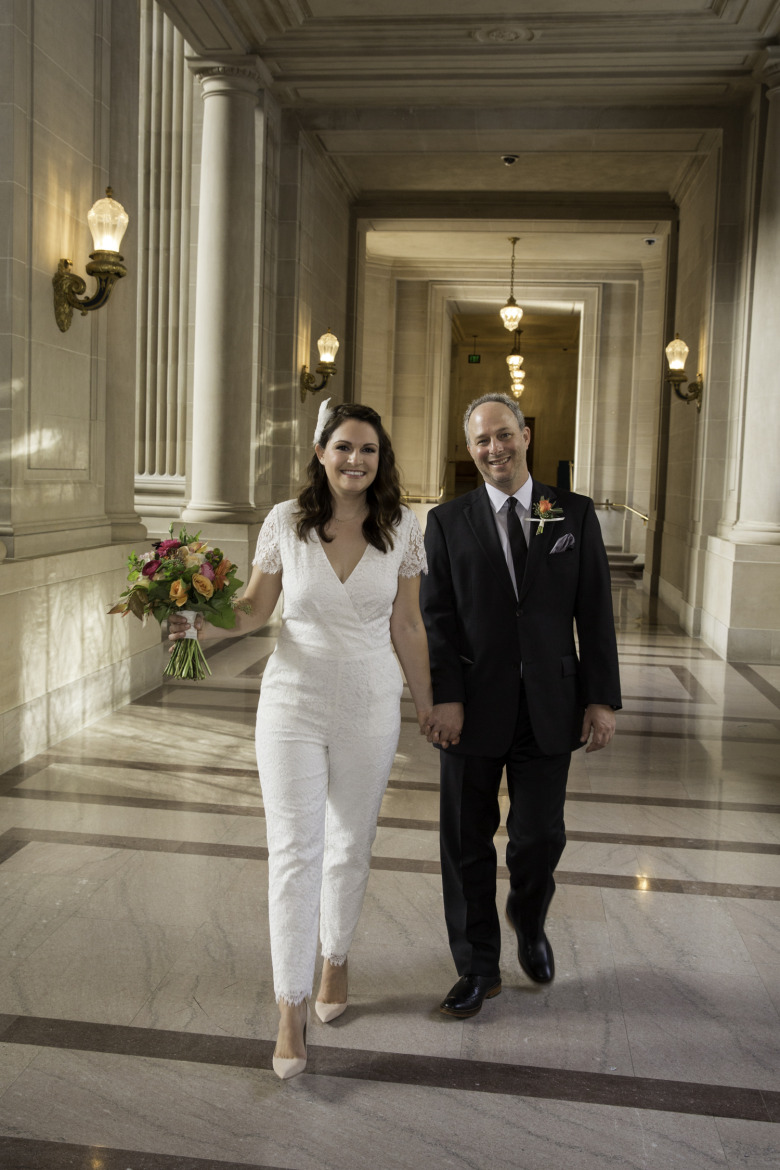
[108,526,245,680]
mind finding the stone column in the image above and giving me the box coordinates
[700,49,780,661]
[734,46,780,545]
[182,58,262,525]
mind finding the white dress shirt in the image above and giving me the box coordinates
[484,478,533,597]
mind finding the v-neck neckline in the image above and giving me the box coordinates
[316,532,370,586]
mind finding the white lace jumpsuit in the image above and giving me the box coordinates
[253,500,427,1005]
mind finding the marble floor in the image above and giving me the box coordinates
[0,587,779,1169]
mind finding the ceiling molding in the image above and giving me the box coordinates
[158,0,780,108]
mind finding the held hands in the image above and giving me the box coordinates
[423,702,464,750]
[580,703,616,753]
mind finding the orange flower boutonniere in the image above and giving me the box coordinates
[532,497,565,535]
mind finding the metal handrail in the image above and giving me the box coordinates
[596,499,649,524]
[402,485,446,504]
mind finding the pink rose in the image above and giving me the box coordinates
[157,539,181,556]
[199,562,215,581]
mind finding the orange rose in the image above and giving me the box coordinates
[213,558,231,590]
[538,498,552,515]
[169,579,189,607]
[192,573,214,599]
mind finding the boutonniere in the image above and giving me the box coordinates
[532,497,565,535]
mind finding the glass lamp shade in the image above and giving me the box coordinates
[317,329,339,364]
[87,188,129,252]
[500,298,523,332]
[510,384,524,399]
[665,335,689,371]
[506,352,524,370]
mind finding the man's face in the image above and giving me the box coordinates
[466,403,531,495]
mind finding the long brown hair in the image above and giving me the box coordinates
[296,403,402,552]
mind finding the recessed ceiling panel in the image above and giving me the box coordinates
[338,151,691,194]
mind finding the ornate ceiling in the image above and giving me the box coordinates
[159,0,780,108]
[155,1,780,340]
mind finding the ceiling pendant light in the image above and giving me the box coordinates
[507,329,525,397]
[499,236,523,332]
[506,328,524,373]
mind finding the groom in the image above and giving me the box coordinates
[421,393,621,1017]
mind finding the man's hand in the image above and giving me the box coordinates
[580,703,616,753]
[424,702,464,749]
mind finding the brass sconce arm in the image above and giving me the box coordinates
[52,188,129,332]
[666,368,703,412]
[53,252,128,332]
[300,328,340,403]
[300,360,337,403]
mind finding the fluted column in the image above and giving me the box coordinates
[182,58,262,524]
[135,0,192,518]
[733,46,780,545]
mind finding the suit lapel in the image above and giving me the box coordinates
[518,480,556,602]
[464,487,517,603]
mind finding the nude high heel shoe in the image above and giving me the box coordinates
[315,958,348,1023]
[314,999,347,1024]
[272,1004,307,1080]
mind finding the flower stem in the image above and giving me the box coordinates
[163,639,212,681]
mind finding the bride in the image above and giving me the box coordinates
[169,400,432,1079]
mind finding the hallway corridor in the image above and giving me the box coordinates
[0,586,778,1169]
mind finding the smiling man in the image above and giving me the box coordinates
[421,393,621,1018]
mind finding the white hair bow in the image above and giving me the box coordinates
[313,397,333,447]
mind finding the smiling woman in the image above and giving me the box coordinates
[169,399,433,1081]
[296,402,405,555]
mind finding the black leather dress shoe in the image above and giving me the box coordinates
[505,901,555,984]
[439,974,502,1018]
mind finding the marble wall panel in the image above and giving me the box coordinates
[0,543,162,769]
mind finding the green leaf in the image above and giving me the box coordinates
[202,607,237,630]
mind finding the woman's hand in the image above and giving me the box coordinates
[424,702,464,749]
[167,611,203,646]
[416,707,433,736]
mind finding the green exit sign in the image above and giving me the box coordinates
[468,353,481,364]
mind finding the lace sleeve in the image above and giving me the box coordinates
[399,509,428,577]
[252,506,282,573]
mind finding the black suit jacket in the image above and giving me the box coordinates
[420,481,621,757]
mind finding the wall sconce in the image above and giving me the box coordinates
[52,188,129,332]
[300,328,339,403]
[499,236,524,332]
[507,329,525,398]
[665,334,703,412]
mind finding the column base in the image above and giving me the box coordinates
[721,519,780,545]
[700,536,780,662]
[181,504,259,526]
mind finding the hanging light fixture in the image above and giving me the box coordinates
[506,329,523,374]
[499,236,523,332]
[507,329,525,397]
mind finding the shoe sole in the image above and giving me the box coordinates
[439,982,502,1018]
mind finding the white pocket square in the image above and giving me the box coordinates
[550,533,575,554]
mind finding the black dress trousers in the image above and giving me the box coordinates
[439,683,571,977]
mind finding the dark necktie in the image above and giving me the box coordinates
[506,496,528,592]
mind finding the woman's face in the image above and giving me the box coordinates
[316,419,380,501]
